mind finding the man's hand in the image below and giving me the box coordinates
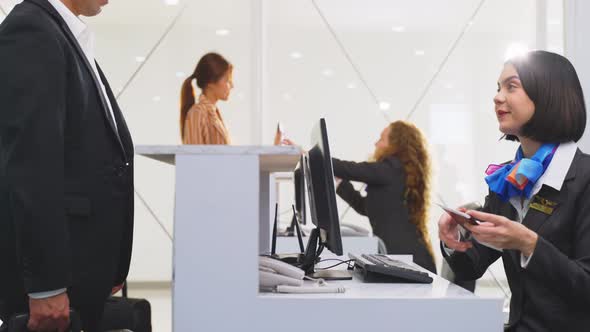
[28,292,70,332]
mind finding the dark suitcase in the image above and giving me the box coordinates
[100,285,152,332]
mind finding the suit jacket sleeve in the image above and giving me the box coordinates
[441,195,502,280]
[332,157,401,185]
[0,20,72,293]
[523,182,590,306]
[336,180,368,216]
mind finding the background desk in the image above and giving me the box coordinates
[136,145,503,332]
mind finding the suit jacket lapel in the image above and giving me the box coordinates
[521,185,565,233]
[27,0,125,156]
[96,63,132,156]
[522,150,578,233]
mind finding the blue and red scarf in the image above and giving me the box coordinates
[485,143,558,202]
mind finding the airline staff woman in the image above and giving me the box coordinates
[439,51,590,331]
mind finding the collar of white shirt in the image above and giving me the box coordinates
[531,141,578,195]
[46,0,87,40]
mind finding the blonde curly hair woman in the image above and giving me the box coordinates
[332,120,435,273]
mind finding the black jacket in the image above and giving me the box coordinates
[0,0,134,317]
[443,150,590,331]
[332,156,436,273]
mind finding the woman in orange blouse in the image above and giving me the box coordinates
[180,52,234,144]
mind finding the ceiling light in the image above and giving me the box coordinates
[282,93,292,101]
[237,92,246,100]
[346,83,357,89]
[391,26,405,33]
[175,71,186,78]
[289,52,303,60]
[215,29,230,36]
[414,50,425,56]
[444,83,453,89]
[504,42,529,61]
[548,19,560,25]
[468,21,474,26]
[321,69,334,77]
[135,56,146,63]
[379,102,391,110]
[153,96,162,102]
[164,0,179,5]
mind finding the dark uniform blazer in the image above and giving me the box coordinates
[443,150,590,331]
[332,156,436,273]
[0,0,134,322]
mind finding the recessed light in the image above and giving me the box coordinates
[164,0,179,5]
[468,21,474,26]
[282,93,292,101]
[346,83,357,89]
[175,71,186,78]
[215,29,230,36]
[153,96,162,102]
[321,69,334,77]
[135,56,146,63]
[237,92,246,99]
[379,102,391,110]
[444,83,453,89]
[414,50,425,56]
[290,52,303,60]
[548,19,560,25]
[391,26,405,33]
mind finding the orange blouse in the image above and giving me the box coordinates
[183,94,231,145]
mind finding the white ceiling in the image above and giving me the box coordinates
[0,0,564,143]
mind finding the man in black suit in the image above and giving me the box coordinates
[0,0,134,331]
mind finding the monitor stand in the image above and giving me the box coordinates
[311,270,353,280]
[300,228,353,280]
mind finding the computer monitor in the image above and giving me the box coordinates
[298,119,350,279]
[303,118,343,256]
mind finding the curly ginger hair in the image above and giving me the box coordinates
[374,121,434,261]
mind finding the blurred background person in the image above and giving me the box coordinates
[180,52,233,145]
[285,121,436,273]
[331,121,436,273]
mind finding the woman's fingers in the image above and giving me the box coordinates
[466,210,507,225]
[438,212,472,252]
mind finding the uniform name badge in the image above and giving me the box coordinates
[530,196,558,215]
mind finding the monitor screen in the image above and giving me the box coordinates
[293,155,306,225]
[303,118,343,256]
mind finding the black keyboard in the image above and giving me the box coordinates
[349,253,433,284]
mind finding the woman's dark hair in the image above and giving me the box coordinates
[505,50,586,142]
[180,52,232,139]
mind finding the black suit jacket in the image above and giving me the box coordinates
[333,156,436,273]
[0,0,134,315]
[443,150,590,331]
